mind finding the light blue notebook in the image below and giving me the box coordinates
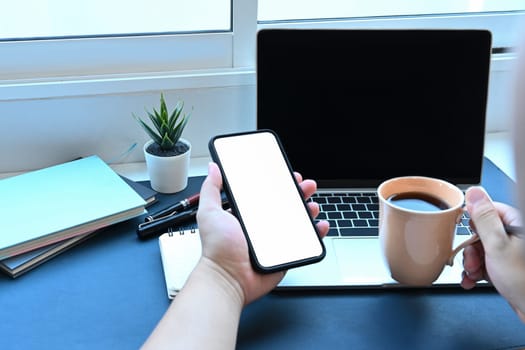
[0,231,96,278]
[0,156,146,259]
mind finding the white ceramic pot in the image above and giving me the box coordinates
[143,138,191,194]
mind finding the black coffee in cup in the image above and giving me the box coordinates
[387,191,450,212]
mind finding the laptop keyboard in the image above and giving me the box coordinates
[311,192,472,237]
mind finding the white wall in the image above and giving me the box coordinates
[486,56,516,132]
[0,55,515,174]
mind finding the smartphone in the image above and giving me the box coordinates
[209,130,325,273]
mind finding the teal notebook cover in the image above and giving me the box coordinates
[0,156,146,259]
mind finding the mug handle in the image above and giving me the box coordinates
[446,233,479,267]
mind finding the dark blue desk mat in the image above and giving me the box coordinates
[0,157,523,349]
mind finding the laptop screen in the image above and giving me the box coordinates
[256,29,491,188]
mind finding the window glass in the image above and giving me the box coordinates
[1,0,235,80]
[1,0,231,40]
[259,0,525,22]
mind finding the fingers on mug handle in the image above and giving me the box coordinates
[446,233,480,267]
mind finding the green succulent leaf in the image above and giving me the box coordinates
[133,93,191,152]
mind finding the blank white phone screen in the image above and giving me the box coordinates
[212,131,324,269]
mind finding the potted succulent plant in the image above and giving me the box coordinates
[134,93,192,193]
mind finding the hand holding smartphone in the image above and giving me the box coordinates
[209,130,325,273]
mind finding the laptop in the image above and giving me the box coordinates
[255,29,492,288]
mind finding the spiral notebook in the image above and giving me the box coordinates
[158,229,201,299]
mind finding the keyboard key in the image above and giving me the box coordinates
[327,212,342,219]
[321,204,337,211]
[312,197,327,204]
[339,227,378,236]
[327,197,342,204]
[336,204,351,211]
[353,219,369,227]
[368,219,379,227]
[317,212,327,220]
[327,228,340,237]
[342,197,357,204]
[337,219,353,227]
[367,204,379,211]
[358,211,373,219]
[343,211,358,219]
[351,204,366,211]
[356,197,371,203]
[327,219,338,228]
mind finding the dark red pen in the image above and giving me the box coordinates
[144,193,200,222]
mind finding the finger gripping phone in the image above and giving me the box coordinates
[209,130,325,273]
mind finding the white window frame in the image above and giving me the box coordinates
[258,11,525,50]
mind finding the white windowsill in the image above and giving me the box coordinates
[0,131,514,182]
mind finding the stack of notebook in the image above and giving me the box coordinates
[0,156,155,277]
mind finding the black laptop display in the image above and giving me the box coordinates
[257,29,492,189]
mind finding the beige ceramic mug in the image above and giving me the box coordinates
[378,176,479,286]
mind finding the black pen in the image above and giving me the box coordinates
[137,194,230,239]
[137,207,198,239]
[505,224,522,236]
[145,193,200,222]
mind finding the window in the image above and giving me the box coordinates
[0,0,237,80]
[2,0,231,39]
[258,1,525,51]
[258,0,524,21]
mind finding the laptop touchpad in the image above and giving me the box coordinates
[332,238,395,285]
